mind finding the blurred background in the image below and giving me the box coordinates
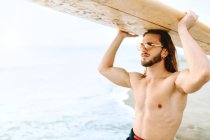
[0,0,209,140]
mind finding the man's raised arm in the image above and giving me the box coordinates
[176,11,210,93]
[98,31,137,88]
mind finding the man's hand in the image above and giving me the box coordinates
[118,30,138,38]
[178,10,198,29]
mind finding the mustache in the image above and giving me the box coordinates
[141,53,150,57]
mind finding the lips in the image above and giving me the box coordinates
[141,53,150,57]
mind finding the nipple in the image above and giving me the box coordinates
[158,104,162,109]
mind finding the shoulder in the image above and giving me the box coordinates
[167,70,188,80]
[170,69,189,83]
[129,72,145,80]
[168,70,189,94]
[129,72,145,87]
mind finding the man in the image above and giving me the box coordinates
[98,11,210,140]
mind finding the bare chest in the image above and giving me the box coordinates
[133,79,175,111]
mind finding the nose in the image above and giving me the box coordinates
[140,46,148,52]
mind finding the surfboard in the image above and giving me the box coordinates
[32,0,210,55]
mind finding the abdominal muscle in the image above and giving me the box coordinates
[133,105,183,140]
[131,78,188,140]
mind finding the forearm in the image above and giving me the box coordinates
[98,32,124,70]
[178,25,210,74]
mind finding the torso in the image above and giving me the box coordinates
[130,72,187,140]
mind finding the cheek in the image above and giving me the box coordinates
[151,50,161,57]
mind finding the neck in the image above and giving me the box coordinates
[144,60,169,80]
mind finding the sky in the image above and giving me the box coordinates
[0,0,210,53]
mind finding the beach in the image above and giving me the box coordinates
[123,81,210,140]
[0,46,135,140]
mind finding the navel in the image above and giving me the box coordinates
[158,104,162,109]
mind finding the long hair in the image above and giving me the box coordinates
[143,29,178,73]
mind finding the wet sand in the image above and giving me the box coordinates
[123,81,210,140]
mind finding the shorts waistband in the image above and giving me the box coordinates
[127,128,144,140]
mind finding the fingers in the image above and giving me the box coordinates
[128,33,138,37]
[186,10,198,21]
[179,10,198,29]
[131,33,139,37]
[118,30,138,38]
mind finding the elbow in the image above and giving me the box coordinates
[200,69,210,83]
[98,61,113,75]
[204,63,210,81]
[98,65,103,74]
[204,70,210,82]
[98,65,108,75]
[197,63,210,82]
[98,66,104,75]
[208,64,210,81]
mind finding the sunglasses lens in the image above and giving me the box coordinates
[139,42,162,51]
[141,43,152,50]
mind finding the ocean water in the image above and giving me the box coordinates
[0,44,190,140]
[0,46,135,140]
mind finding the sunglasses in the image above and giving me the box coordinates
[137,42,162,51]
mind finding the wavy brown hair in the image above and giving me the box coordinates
[143,29,178,73]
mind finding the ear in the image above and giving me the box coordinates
[161,48,169,58]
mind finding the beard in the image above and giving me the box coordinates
[141,51,162,67]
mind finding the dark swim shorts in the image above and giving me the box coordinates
[126,129,144,140]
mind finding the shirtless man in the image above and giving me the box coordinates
[98,11,210,140]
